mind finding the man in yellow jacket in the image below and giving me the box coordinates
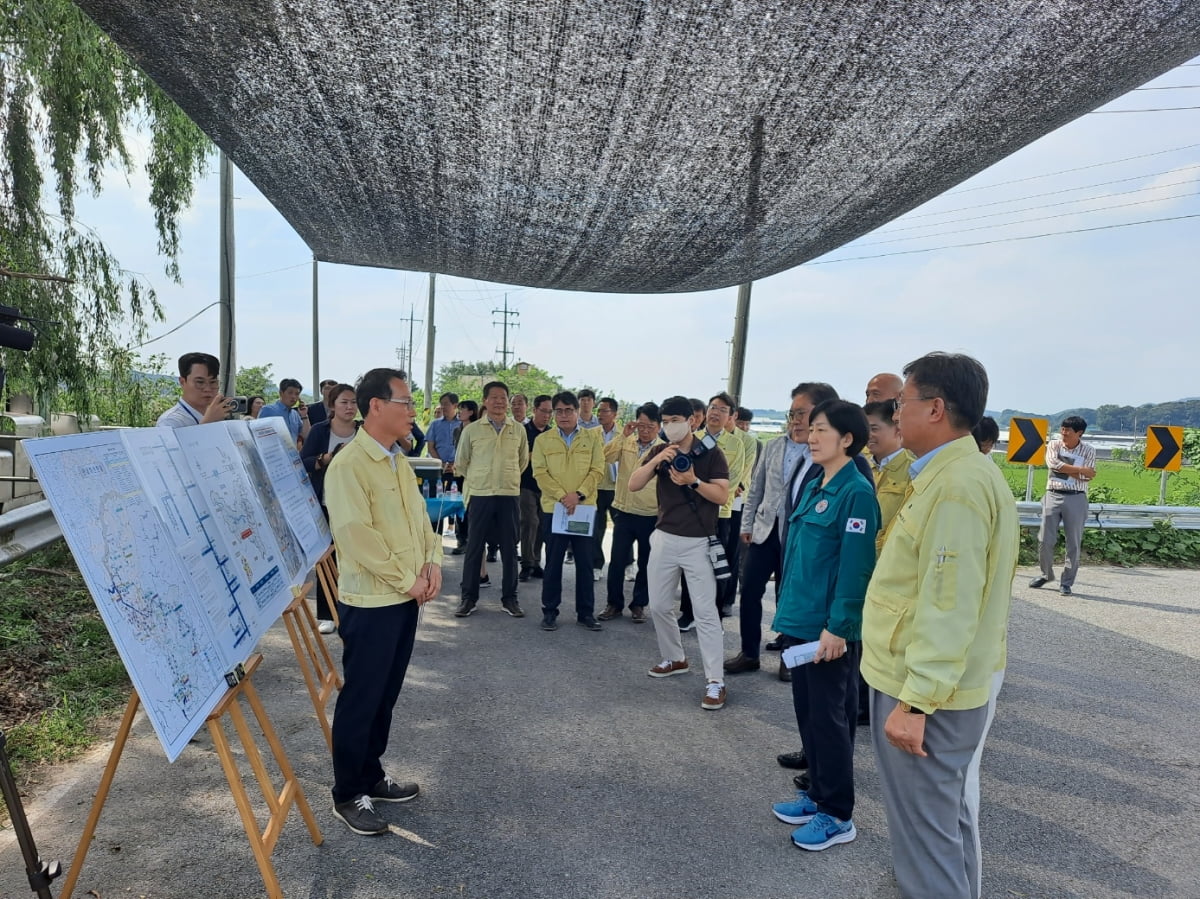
[325,368,443,837]
[532,390,606,631]
[861,352,1018,899]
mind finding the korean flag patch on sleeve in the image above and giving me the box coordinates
[845,517,867,534]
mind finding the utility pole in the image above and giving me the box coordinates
[218,152,236,397]
[399,305,422,383]
[424,274,436,412]
[311,255,319,398]
[492,293,520,369]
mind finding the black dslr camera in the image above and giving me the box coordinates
[659,431,719,473]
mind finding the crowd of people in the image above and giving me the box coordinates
[157,349,1024,899]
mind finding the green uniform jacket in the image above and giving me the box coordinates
[772,461,879,642]
[861,435,1019,712]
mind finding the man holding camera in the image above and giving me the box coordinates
[628,396,730,711]
[157,352,235,428]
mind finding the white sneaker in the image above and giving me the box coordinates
[318,620,336,634]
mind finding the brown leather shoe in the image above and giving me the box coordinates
[648,659,689,678]
[597,604,623,621]
[629,606,647,623]
[724,653,761,675]
[702,681,727,710]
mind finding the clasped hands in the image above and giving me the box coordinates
[408,562,443,605]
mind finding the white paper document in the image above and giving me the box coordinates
[552,501,596,536]
[781,640,822,669]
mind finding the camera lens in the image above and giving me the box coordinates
[671,454,693,473]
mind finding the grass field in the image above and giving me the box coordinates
[996,458,1200,505]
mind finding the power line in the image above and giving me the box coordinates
[1090,106,1200,113]
[892,164,1200,222]
[943,142,1200,195]
[865,176,1200,240]
[811,212,1200,265]
[850,190,1199,248]
[235,261,310,280]
[133,301,221,348]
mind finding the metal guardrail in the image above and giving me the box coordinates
[2,499,1198,569]
[0,501,63,566]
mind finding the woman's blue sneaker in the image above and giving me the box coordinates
[772,789,818,825]
[791,812,857,851]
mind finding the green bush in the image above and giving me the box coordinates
[1022,520,1200,568]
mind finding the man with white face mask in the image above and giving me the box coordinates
[628,396,731,711]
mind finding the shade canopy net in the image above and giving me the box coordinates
[78,0,1200,293]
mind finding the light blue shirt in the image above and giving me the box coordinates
[909,441,953,481]
[558,426,580,447]
[258,399,301,441]
[425,417,459,462]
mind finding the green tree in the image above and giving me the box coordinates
[1,0,211,416]
[435,360,563,405]
[236,364,276,400]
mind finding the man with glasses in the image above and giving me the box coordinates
[863,353,1017,899]
[453,380,529,619]
[598,402,663,622]
[590,397,621,581]
[157,352,234,428]
[532,391,606,631]
[519,395,553,581]
[324,367,443,836]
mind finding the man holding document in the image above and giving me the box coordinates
[532,391,606,632]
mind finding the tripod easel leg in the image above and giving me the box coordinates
[59,692,141,899]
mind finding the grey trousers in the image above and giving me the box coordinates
[1038,490,1087,588]
[647,530,724,683]
[870,676,1002,899]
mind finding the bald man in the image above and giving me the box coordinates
[865,373,903,404]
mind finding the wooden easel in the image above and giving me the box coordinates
[281,582,342,753]
[59,654,322,899]
[313,547,341,628]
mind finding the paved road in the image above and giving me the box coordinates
[2,548,1199,898]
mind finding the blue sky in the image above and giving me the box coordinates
[76,56,1200,413]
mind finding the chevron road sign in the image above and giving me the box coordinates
[1007,417,1049,466]
[1145,425,1183,472]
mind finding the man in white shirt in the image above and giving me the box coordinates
[156,352,233,428]
[1030,416,1096,596]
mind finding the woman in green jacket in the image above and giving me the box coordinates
[770,399,879,853]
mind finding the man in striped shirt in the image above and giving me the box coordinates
[1030,416,1096,596]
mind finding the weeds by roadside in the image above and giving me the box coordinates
[0,540,127,811]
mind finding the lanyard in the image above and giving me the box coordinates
[177,400,200,424]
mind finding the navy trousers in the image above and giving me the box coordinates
[331,600,419,803]
[737,523,783,657]
[540,511,596,620]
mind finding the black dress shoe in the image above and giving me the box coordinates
[764,636,783,652]
[793,771,811,791]
[778,662,791,682]
[486,550,498,562]
[531,566,545,579]
[577,617,602,631]
[1029,576,1048,589]
[518,568,531,582]
[777,751,808,770]
[724,653,761,675]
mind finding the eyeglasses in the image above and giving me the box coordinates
[707,404,731,414]
[896,394,938,410]
[787,410,811,421]
[187,378,220,389]
[384,397,416,408]
[553,408,576,416]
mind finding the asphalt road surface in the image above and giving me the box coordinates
[2,545,1198,899]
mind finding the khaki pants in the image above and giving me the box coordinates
[647,530,724,683]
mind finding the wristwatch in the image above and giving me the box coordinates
[899,701,927,715]
[576,491,585,502]
[689,479,702,490]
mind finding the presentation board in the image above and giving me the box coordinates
[25,420,332,761]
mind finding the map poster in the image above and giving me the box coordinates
[120,427,261,657]
[25,431,230,761]
[174,422,301,625]
[247,417,332,568]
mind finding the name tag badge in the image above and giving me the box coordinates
[815,499,829,513]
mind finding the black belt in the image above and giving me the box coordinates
[1048,488,1084,495]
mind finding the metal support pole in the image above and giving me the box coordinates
[311,256,319,398]
[423,273,436,411]
[1025,466,1035,502]
[0,730,61,898]
[727,281,752,402]
[218,152,236,397]
[1160,470,1169,505]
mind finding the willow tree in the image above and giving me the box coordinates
[0,0,210,416]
